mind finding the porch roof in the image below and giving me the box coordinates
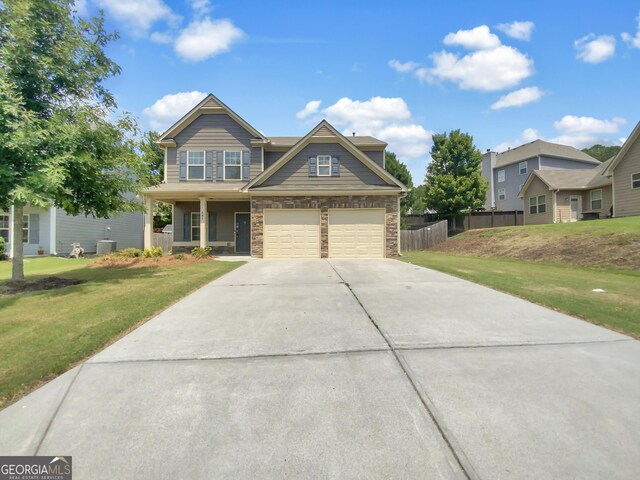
[143,182,249,201]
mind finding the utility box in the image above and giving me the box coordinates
[96,240,117,255]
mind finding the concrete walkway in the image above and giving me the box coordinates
[1,259,639,479]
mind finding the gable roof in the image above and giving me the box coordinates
[518,158,612,197]
[156,93,266,146]
[495,139,600,168]
[603,121,640,176]
[242,120,407,192]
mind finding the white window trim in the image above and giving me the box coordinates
[498,188,506,200]
[0,213,9,243]
[519,161,528,176]
[317,155,331,177]
[190,212,201,242]
[529,195,546,215]
[497,169,505,183]
[186,151,206,181]
[538,195,547,214]
[590,189,603,210]
[632,172,640,189]
[223,150,242,181]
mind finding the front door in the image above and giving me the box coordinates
[235,213,250,253]
[570,196,580,221]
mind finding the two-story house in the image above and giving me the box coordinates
[481,140,600,211]
[142,94,407,258]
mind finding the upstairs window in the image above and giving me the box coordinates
[498,188,506,200]
[224,151,242,180]
[317,155,331,176]
[632,173,640,189]
[529,195,546,215]
[590,189,603,210]
[519,161,528,175]
[187,151,205,180]
[497,169,505,182]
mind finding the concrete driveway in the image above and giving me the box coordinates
[1,259,639,479]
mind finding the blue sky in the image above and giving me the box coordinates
[77,0,640,183]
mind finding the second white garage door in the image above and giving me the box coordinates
[263,209,321,258]
[328,209,386,258]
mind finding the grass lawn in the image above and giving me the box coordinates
[402,251,640,339]
[0,257,243,408]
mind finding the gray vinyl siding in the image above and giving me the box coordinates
[174,201,250,242]
[166,114,256,183]
[264,151,285,170]
[55,209,143,255]
[494,157,539,210]
[538,156,599,171]
[251,146,263,177]
[260,143,392,189]
[366,150,384,168]
[523,176,554,225]
[613,137,640,217]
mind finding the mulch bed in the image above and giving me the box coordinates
[89,255,214,268]
[0,277,86,296]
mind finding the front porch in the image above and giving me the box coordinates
[144,197,251,254]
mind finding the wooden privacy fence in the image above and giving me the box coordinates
[401,220,448,251]
[449,210,523,232]
[152,232,173,252]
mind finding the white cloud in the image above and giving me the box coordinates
[388,59,419,73]
[311,97,433,180]
[174,17,244,61]
[493,128,540,152]
[143,91,207,132]
[621,11,640,48]
[95,0,179,33]
[73,0,88,16]
[575,34,616,63]
[190,0,212,16]
[496,21,535,41]
[490,86,544,110]
[150,31,173,44]
[420,45,534,91]
[443,25,501,50]
[553,115,626,136]
[296,100,322,119]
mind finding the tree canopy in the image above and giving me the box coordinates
[0,0,149,280]
[424,130,487,219]
[582,144,622,162]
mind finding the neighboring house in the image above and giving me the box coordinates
[0,206,143,258]
[143,93,407,258]
[519,159,612,225]
[481,140,600,211]
[603,121,640,218]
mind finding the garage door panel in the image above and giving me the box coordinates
[264,209,320,259]
[329,209,385,259]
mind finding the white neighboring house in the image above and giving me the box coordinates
[0,206,143,258]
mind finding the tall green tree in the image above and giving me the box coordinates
[582,144,621,162]
[424,130,487,219]
[0,0,149,281]
[384,151,414,225]
[140,130,164,185]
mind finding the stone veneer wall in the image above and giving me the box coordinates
[250,195,399,258]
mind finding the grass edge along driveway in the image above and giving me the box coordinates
[402,251,640,339]
[0,258,244,408]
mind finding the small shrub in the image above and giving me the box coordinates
[191,246,212,259]
[173,253,186,261]
[143,247,163,258]
[115,248,143,258]
[0,237,6,259]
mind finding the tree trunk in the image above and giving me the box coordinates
[11,204,24,282]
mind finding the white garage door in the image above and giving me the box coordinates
[263,209,321,258]
[328,209,386,258]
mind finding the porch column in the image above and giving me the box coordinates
[199,197,207,249]
[9,205,15,259]
[143,196,153,250]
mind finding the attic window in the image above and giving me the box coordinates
[317,155,331,176]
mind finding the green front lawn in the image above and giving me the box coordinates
[402,251,640,338]
[0,257,244,408]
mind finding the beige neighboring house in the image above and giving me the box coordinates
[142,93,407,258]
[519,159,613,224]
[603,121,640,218]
